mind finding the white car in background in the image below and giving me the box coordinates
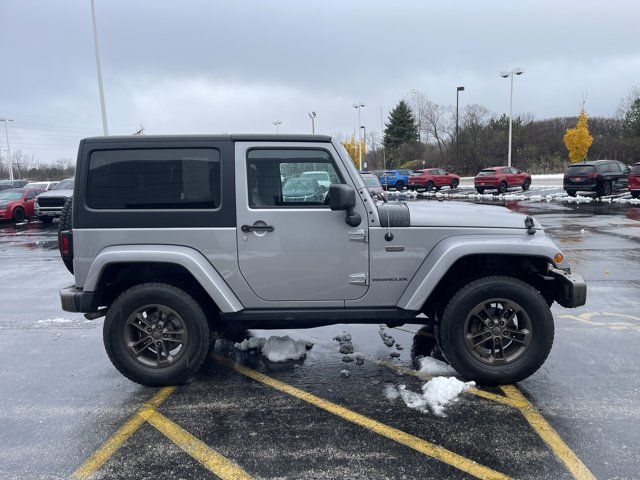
[301,171,332,189]
[24,181,58,191]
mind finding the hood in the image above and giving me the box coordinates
[406,201,541,230]
[36,189,73,199]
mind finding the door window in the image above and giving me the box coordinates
[247,149,342,208]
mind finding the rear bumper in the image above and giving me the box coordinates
[474,183,498,188]
[564,184,597,192]
[60,286,98,313]
[548,267,587,308]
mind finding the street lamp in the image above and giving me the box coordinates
[360,125,366,170]
[353,103,365,170]
[0,118,14,181]
[500,68,525,167]
[273,120,282,134]
[91,0,109,135]
[308,111,317,134]
[456,86,465,172]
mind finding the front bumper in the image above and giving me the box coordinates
[35,206,62,218]
[60,286,98,313]
[548,267,587,308]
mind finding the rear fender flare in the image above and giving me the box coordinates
[83,245,243,313]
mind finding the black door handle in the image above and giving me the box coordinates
[241,224,274,233]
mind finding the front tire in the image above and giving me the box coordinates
[450,179,459,189]
[438,276,554,385]
[12,207,25,223]
[103,283,210,386]
[522,178,531,191]
[39,216,53,224]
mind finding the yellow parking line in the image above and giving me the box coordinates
[147,410,252,480]
[71,386,176,479]
[500,385,596,480]
[214,354,510,480]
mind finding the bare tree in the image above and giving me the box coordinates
[616,85,640,118]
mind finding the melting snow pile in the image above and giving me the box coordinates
[418,356,458,377]
[234,335,312,362]
[386,377,475,416]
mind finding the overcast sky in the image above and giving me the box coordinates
[1,0,639,163]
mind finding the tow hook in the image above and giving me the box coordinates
[524,216,536,235]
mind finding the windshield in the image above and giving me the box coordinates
[566,165,596,175]
[54,179,74,190]
[362,175,381,188]
[283,178,316,193]
[477,169,497,177]
[410,171,424,176]
[0,191,23,201]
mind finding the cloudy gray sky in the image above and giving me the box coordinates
[1,0,639,163]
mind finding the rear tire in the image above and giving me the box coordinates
[599,181,612,197]
[395,181,405,191]
[438,276,554,385]
[12,207,25,223]
[425,181,435,192]
[476,187,485,194]
[567,190,577,197]
[497,181,508,194]
[58,198,73,274]
[103,283,210,387]
[632,191,640,199]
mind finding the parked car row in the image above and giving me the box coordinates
[0,178,74,224]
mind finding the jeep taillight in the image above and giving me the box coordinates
[59,231,73,258]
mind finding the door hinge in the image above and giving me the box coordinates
[348,229,367,242]
[349,273,368,286]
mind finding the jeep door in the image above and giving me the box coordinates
[235,143,370,302]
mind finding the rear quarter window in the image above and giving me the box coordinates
[86,148,221,210]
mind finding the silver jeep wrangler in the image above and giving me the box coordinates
[59,134,586,386]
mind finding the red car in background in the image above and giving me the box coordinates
[629,162,640,199]
[408,168,460,191]
[0,188,44,223]
[474,166,531,193]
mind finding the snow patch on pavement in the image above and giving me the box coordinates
[36,318,73,325]
[234,335,311,362]
[387,377,475,416]
[418,356,458,376]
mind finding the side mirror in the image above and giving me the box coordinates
[329,184,361,227]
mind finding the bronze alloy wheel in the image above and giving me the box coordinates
[463,298,532,365]
[123,304,188,368]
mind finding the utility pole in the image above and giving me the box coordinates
[353,103,365,171]
[360,125,366,170]
[380,107,387,169]
[500,68,525,167]
[0,119,14,181]
[308,111,317,134]
[91,0,109,135]
[456,86,465,172]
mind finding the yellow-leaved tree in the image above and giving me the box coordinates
[341,134,366,169]
[563,110,593,163]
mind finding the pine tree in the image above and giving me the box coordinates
[563,109,593,163]
[384,100,418,150]
[623,97,640,137]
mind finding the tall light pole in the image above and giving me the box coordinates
[353,103,365,170]
[0,118,14,181]
[273,120,282,133]
[500,68,524,167]
[456,86,465,172]
[308,111,317,134]
[360,125,366,170]
[91,0,109,135]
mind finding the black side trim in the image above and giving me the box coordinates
[60,286,99,313]
[220,308,417,329]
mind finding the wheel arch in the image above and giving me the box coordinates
[84,245,243,313]
[397,234,568,312]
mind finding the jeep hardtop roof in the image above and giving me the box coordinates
[81,134,332,143]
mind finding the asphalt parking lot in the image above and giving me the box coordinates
[1,185,639,480]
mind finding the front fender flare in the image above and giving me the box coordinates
[83,245,243,313]
[396,234,567,311]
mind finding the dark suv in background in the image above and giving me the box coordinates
[563,160,629,197]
